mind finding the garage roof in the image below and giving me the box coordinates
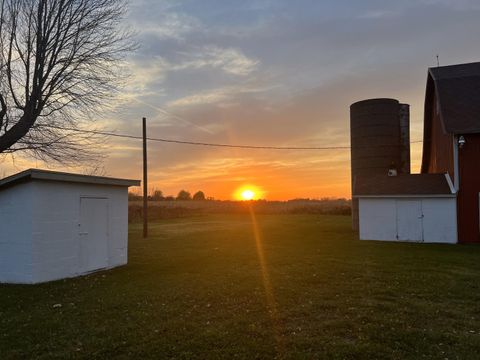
[354,173,455,197]
[0,169,140,190]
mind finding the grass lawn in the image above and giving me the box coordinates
[2,214,480,359]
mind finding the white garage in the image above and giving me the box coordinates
[355,174,457,244]
[0,169,140,284]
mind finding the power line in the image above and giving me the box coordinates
[45,125,423,150]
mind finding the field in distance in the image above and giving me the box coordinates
[129,198,351,221]
[1,214,480,359]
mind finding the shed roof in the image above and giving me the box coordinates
[354,174,455,197]
[0,169,140,190]
[426,62,480,135]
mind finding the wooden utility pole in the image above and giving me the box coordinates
[143,117,148,238]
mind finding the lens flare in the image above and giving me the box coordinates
[248,205,285,355]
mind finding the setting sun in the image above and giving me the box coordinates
[241,189,255,200]
[234,185,265,201]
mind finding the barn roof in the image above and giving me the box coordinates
[426,62,480,135]
[0,169,140,190]
[354,174,455,197]
[421,62,480,173]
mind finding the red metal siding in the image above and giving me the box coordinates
[426,97,455,176]
[458,134,480,243]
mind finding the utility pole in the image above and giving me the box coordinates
[143,117,148,238]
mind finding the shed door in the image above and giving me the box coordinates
[79,198,109,272]
[396,200,423,242]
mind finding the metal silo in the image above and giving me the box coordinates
[350,98,410,231]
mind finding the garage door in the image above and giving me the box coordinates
[396,200,423,242]
[79,198,109,272]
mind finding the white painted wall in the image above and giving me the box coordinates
[421,198,457,244]
[0,183,34,283]
[0,180,129,284]
[359,197,457,244]
[358,198,397,241]
[396,200,423,242]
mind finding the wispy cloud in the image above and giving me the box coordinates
[167,82,274,108]
[419,0,480,10]
[134,11,202,40]
[120,46,259,106]
[120,58,169,98]
[165,46,259,76]
[357,10,400,19]
[167,88,231,107]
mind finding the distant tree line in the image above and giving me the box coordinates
[128,189,211,201]
[128,198,352,222]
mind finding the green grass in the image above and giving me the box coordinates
[2,214,480,359]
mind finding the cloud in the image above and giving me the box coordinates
[121,57,169,97]
[131,10,202,41]
[419,0,480,10]
[168,46,259,76]
[167,82,272,108]
[167,88,231,107]
[142,14,200,40]
[357,10,400,19]
[120,45,261,110]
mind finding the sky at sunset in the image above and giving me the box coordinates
[2,0,480,200]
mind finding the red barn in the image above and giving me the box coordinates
[422,62,480,243]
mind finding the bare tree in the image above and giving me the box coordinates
[0,0,133,163]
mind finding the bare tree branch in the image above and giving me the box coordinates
[0,0,134,165]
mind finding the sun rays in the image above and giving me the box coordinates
[247,205,286,356]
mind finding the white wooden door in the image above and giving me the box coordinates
[396,200,423,242]
[79,198,109,272]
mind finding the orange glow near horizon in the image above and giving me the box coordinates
[2,141,423,201]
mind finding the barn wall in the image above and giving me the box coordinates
[31,181,129,283]
[359,197,457,243]
[0,183,34,283]
[425,96,455,176]
[458,134,480,243]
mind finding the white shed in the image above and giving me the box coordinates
[355,174,457,244]
[0,169,140,284]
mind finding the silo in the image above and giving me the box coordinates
[350,98,410,231]
[399,103,411,174]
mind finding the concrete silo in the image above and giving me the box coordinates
[350,98,411,231]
